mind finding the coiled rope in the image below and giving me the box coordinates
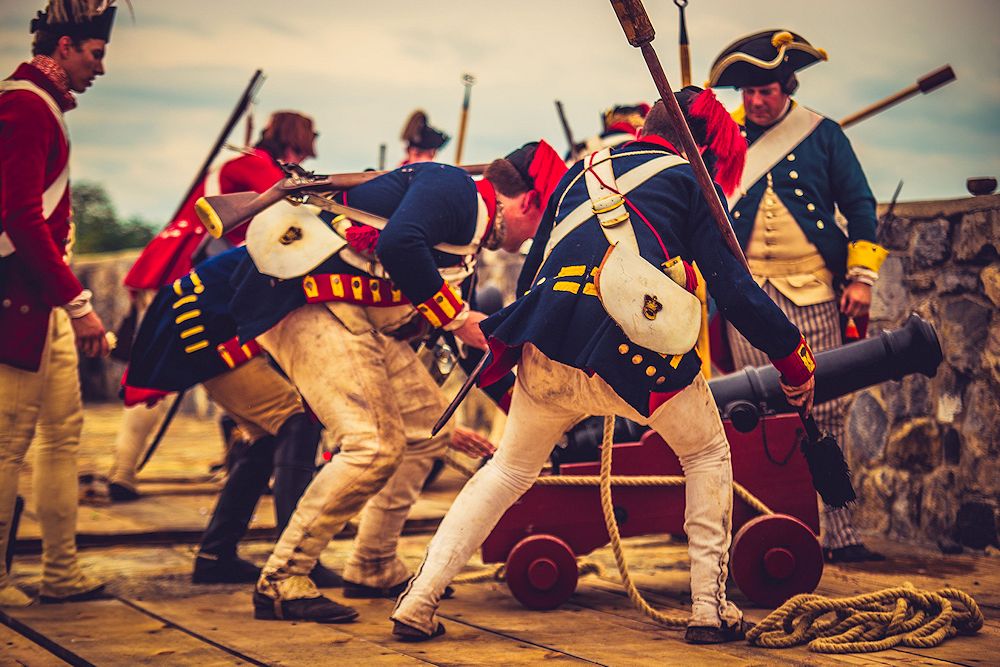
[747,583,984,653]
[446,419,983,652]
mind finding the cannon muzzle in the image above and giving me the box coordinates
[711,314,942,431]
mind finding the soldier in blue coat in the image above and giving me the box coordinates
[391,91,817,644]
[123,248,337,587]
[231,142,568,623]
[708,30,888,563]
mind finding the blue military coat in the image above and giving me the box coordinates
[229,162,486,342]
[731,112,878,281]
[125,247,251,394]
[481,138,805,417]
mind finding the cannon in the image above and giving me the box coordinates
[482,314,942,610]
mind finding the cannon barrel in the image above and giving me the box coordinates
[711,314,942,431]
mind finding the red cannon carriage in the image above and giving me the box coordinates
[480,314,943,610]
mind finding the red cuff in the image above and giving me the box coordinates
[771,336,816,386]
[415,281,464,328]
[217,337,263,369]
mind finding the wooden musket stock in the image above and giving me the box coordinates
[197,164,488,238]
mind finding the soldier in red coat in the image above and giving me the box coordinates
[104,112,318,501]
[0,0,118,607]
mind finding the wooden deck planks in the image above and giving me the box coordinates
[0,622,68,667]
[131,592,425,666]
[137,590,589,665]
[2,599,251,665]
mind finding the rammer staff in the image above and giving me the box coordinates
[675,0,691,86]
[609,0,749,271]
[839,65,955,129]
[454,73,476,165]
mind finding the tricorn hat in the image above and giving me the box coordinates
[707,29,827,89]
[603,102,651,131]
[30,0,118,43]
[401,110,450,151]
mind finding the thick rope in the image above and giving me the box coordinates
[445,421,984,653]
[598,415,688,627]
[747,582,984,653]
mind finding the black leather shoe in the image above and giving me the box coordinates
[40,584,110,604]
[685,619,754,644]
[252,591,358,623]
[342,578,453,600]
[392,619,446,642]
[192,554,261,584]
[108,482,141,502]
[309,562,343,588]
[824,544,887,563]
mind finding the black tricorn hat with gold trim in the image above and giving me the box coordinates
[707,29,827,89]
[30,1,118,43]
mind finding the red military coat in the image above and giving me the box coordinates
[0,63,81,371]
[123,148,284,291]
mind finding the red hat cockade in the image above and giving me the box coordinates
[686,88,746,196]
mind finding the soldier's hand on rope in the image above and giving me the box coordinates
[840,282,871,319]
[454,310,489,351]
[780,375,815,415]
[71,311,111,358]
[449,426,497,458]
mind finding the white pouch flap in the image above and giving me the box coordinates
[595,242,701,356]
[245,201,345,279]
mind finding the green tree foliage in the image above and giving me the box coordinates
[71,181,156,254]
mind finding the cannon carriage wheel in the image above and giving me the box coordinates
[505,534,579,610]
[730,514,823,608]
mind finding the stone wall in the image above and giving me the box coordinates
[845,194,1000,550]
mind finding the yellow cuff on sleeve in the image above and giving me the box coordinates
[847,240,888,273]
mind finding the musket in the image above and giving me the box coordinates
[454,73,476,165]
[196,163,489,239]
[609,0,749,271]
[839,65,955,129]
[378,143,387,171]
[554,100,578,155]
[170,69,264,224]
[882,179,904,224]
[674,0,691,87]
[432,351,491,436]
[136,390,186,472]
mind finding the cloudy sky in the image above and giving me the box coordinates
[2,1,998,225]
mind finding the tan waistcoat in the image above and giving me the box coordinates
[745,177,835,307]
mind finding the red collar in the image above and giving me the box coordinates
[475,178,498,235]
[12,60,76,111]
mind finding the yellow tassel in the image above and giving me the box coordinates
[771,31,794,48]
[817,47,829,61]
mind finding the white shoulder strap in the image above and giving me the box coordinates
[543,150,686,262]
[728,103,823,209]
[0,80,71,257]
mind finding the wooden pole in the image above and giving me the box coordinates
[454,73,476,165]
[839,65,955,129]
[170,69,264,223]
[555,100,577,155]
[610,0,749,270]
[675,0,691,87]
